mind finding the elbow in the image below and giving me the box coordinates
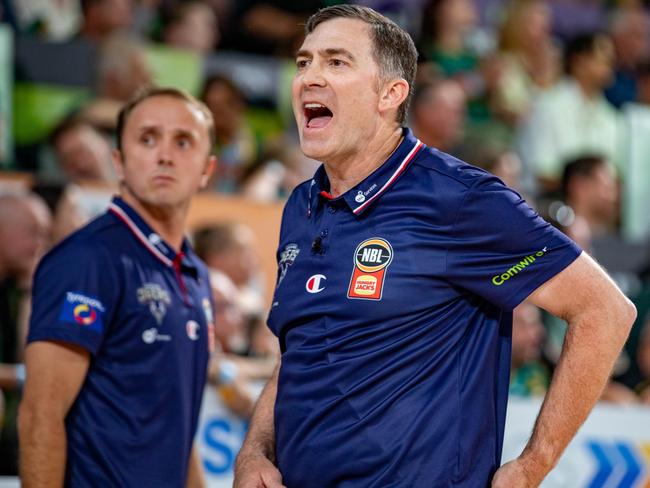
[608,295,637,346]
[621,297,637,333]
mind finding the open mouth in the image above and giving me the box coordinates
[304,102,333,129]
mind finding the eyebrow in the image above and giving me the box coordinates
[296,47,356,62]
[137,125,197,139]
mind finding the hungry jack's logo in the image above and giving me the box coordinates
[347,238,393,300]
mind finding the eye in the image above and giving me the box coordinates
[177,136,192,149]
[140,133,155,146]
[296,58,309,69]
[330,58,346,67]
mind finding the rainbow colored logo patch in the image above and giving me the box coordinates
[59,292,105,333]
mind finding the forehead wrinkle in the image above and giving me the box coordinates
[296,47,356,62]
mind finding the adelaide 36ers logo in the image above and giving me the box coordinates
[347,238,393,300]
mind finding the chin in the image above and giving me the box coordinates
[299,138,331,161]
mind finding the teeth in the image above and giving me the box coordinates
[304,103,325,109]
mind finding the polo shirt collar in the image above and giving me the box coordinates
[309,128,424,216]
[108,196,197,272]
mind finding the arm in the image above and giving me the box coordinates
[233,362,286,488]
[18,341,90,488]
[492,253,636,487]
[185,444,206,488]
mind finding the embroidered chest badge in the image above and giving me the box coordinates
[137,283,171,325]
[347,238,393,300]
[277,243,300,287]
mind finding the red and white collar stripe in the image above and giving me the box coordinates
[109,203,173,267]
[352,140,424,215]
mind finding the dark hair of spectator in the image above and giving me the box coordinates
[561,154,606,198]
[411,79,439,111]
[115,86,216,154]
[193,223,239,261]
[200,74,244,105]
[420,0,446,46]
[48,117,94,148]
[564,33,608,75]
[80,0,101,14]
[305,5,418,125]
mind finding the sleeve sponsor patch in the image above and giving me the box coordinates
[58,292,105,333]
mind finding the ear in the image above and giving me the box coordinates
[200,155,217,189]
[378,78,410,118]
[112,149,126,183]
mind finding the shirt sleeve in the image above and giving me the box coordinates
[444,176,581,310]
[28,239,119,355]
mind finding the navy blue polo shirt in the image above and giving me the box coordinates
[28,196,214,487]
[268,129,581,487]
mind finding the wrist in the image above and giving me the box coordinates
[519,445,556,484]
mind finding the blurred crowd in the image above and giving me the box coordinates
[3,0,650,478]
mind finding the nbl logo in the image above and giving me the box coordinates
[348,238,393,300]
[355,241,392,272]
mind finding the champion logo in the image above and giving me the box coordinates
[186,320,199,341]
[306,274,326,293]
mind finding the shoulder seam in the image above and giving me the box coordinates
[443,177,484,275]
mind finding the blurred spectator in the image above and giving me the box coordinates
[97,34,152,102]
[410,78,467,152]
[50,184,94,244]
[78,0,133,42]
[517,33,622,192]
[509,302,549,397]
[418,0,501,122]
[241,140,318,202]
[561,154,618,237]
[49,118,116,186]
[9,0,82,39]
[193,223,277,357]
[81,34,153,130]
[635,60,650,105]
[457,133,523,191]
[161,0,219,55]
[418,0,480,75]
[493,0,560,126]
[207,270,257,418]
[0,192,52,476]
[605,6,650,108]
[220,0,325,56]
[200,75,259,193]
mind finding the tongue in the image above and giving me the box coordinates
[307,115,332,128]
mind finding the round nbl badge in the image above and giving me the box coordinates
[348,238,394,300]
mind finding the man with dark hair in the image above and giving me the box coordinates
[410,78,467,153]
[561,154,618,236]
[49,118,115,185]
[78,0,133,42]
[517,32,621,191]
[19,87,216,486]
[235,5,635,488]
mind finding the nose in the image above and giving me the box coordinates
[300,60,326,88]
[157,138,174,166]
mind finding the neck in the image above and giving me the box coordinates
[324,127,403,197]
[573,76,600,99]
[120,191,187,252]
